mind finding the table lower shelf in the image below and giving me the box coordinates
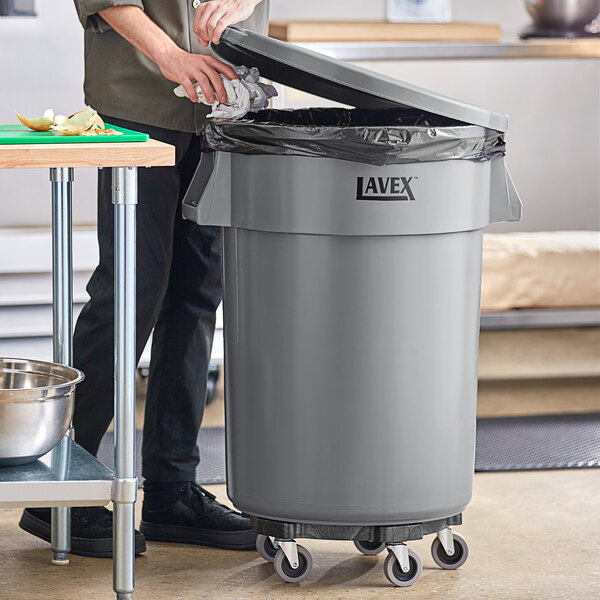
[0,436,114,508]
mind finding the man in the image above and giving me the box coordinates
[20,0,269,557]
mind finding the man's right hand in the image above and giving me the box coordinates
[98,6,239,105]
[157,48,238,104]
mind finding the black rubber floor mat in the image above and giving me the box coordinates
[475,413,600,471]
[97,427,226,487]
[97,414,600,485]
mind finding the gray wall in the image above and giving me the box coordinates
[363,58,599,233]
[271,0,530,35]
[0,0,598,232]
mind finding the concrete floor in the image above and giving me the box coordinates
[1,329,600,599]
[2,471,599,600]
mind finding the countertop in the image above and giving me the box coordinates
[298,37,600,61]
[0,136,175,169]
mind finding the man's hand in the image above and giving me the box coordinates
[157,48,238,104]
[194,0,262,46]
[99,6,239,105]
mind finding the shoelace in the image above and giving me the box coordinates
[189,482,235,514]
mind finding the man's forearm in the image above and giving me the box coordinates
[99,5,238,104]
[99,6,179,68]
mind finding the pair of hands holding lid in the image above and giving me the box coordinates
[164,0,262,105]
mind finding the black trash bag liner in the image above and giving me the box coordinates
[202,107,505,166]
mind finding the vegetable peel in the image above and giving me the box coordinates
[16,106,123,136]
[16,109,55,132]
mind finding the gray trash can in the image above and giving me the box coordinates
[183,27,522,587]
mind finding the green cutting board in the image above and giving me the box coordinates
[0,123,149,144]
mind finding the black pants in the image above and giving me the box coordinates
[72,116,222,483]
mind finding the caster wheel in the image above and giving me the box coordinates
[256,534,279,563]
[431,532,469,570]
[354,540,386,556]
[383,548,422,587]
[273,545,313,583]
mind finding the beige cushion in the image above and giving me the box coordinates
[481,231,600,312]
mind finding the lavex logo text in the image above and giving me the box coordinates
[356,176,416,201]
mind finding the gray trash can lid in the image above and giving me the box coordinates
[213,27,509,132]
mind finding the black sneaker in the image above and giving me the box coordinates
[140,482,257,550]
[19,507,146,558]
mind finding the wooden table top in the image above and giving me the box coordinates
[0,136,175,169]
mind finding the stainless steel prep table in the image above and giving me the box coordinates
[0,137,175,599]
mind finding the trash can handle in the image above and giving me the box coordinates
[490,157,522,224]
[182,151,232,226]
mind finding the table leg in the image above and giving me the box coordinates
[112,167,138,600]
[49,167,74,566]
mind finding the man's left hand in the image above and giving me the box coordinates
[193,0,262,46]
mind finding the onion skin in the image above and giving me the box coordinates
[17,107,121,136]
[16,113,54,132]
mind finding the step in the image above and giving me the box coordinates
[478,328,600,381]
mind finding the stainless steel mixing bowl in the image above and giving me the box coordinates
[0,358,84,466]
[524,0,600,30]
